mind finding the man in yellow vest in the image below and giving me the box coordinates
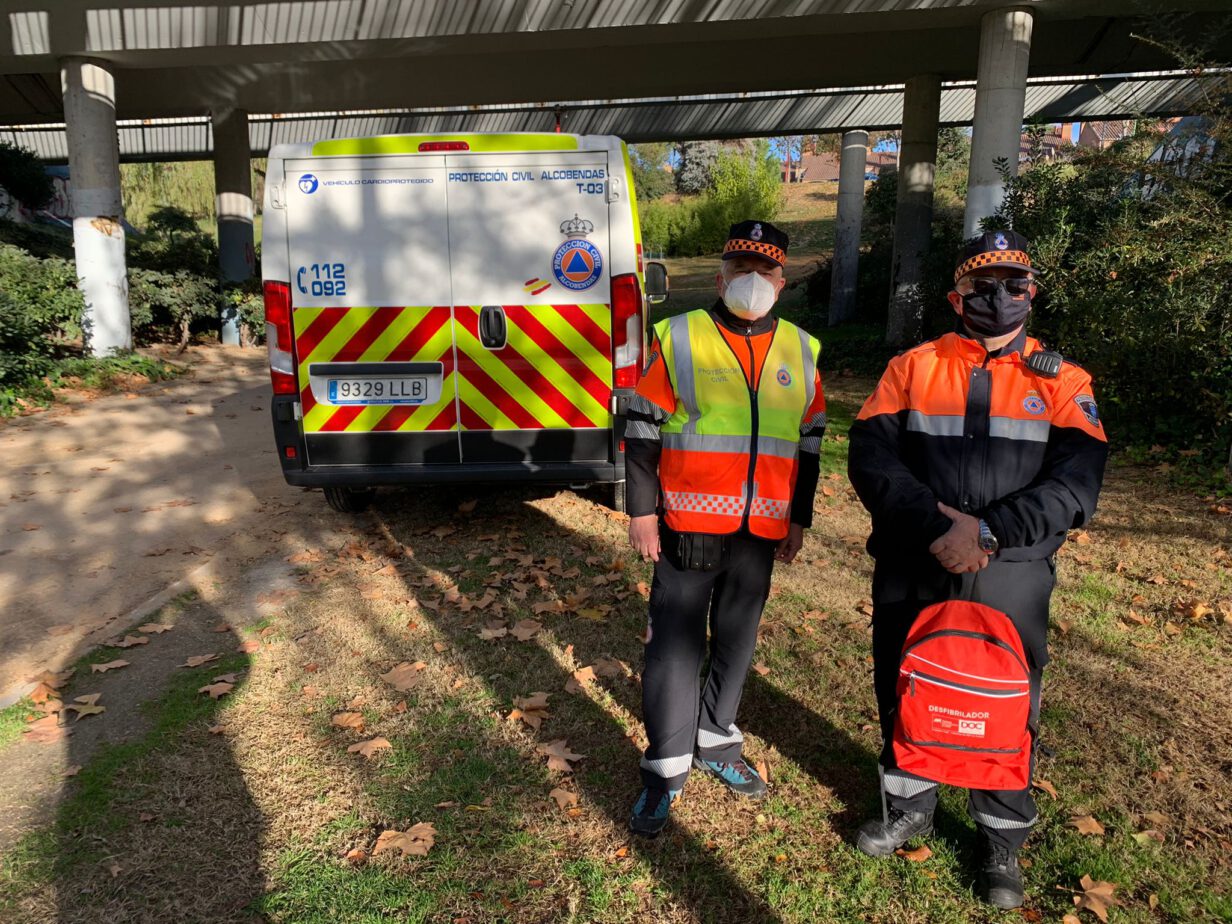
[623,220,827,837]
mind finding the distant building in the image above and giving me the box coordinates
[784,149,898,183]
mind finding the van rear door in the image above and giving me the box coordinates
[445,151,614,465]
[283,155,460,466]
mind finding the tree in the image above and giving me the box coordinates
[628,143,673,201]
[675,140,720,194]
[0,142,53,211]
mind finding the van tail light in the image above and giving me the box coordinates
[611,273,643,389]
[263,280,298,395]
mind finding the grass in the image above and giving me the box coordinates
[0,351,184,417]
[0,700,35,751]
[1,381,1230,921]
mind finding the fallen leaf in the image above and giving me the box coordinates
[1133,829,1165,845]
[198,682,234,700]
[1032,778,1059,799]
[65,693,105,720]
[107,635,149,648]
[549,787,578,810]
[208,724,226,735]
[348,737,393,759]
[755,758,770,784]
[181,653,219,668]
[478,622,507,641]
[372,822,436,857]
[90,660,129,674]
[591,657,626,679]
[61,765,82,778]
[510,692,551,730]
[1143,811,1170,827]
[565,665,596,694]
[212,622,232,633]
[29,682,61,704]
[380,661,427,692]
[23,715,68,743]
[237,639,262,653]
[538,738,585,772]
[509,619,542,642]
[22,523,40,531]
[1070,815,1106,836]
[212,672,240,684]
[331,712,366,732]
[457,499,478,513]
[28,668,74,690]
[344,848,368,864]
[752,662,771,676]
[895,844,932,862]
[1074,875,1118,922]
[138,623,173,634]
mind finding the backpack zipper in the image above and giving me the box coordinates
[903,668,1029,699]
[903,629,1029,676]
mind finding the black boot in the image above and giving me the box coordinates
[855,807,934,857]
[976,836,1025,909]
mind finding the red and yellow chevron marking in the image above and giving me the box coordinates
[454,304,612,430]
[294,306,457,433]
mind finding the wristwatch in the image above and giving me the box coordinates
[977,519,999,555]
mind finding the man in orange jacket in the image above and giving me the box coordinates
[622,221,827,837]
[848,231,1108,908]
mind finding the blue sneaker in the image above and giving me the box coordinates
[692,756,767,798]
[629,785,679,837]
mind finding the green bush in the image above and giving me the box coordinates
[640,142,783,257]
[129,267,222,348]
[128,205,219,278]
[993,107,1232,448]
[0,289,55,387]
[0,241,84,339]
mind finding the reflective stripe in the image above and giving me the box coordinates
[906,411,1051,443]
[667,313,697,434]
[989,416,1051,442]
[883,769,939,798]
[624,419,660,440]
[906,410,965,437]
[797,325,816,410]
[663,489,747,517]
[697,724,743,748]
[640,753,693,779]
[628,392,669,423]
[970,809,1038,830]
[750,496,790,520]
[798,436,822,454]
[802,409,828,432]
[662,432,797,460]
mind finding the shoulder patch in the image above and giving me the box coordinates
[1073,394,1101,428]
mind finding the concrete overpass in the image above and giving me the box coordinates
[1,0,1228,349]
[0,72,1214,160]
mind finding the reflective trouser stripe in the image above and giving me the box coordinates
[640,753,693,780]
[970,809,1038,830]
[883,768,940,798]
[697,724,743,749]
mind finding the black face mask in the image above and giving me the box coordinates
[961,282,1032,337]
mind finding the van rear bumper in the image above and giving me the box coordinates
[282,461,621,488]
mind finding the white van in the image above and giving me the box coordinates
[260,133,667,512]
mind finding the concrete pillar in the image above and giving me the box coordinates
[886,74,942,348]
[212,107,254,345]
[828,129,869,326]
[963,7,1033,237]
[61,57,129,356]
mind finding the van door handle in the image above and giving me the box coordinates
[479,305,507,349]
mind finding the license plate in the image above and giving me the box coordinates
[327,377,427,405]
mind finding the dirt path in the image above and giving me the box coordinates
[0,345,320,697]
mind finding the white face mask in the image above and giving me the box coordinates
[722,271,778,320]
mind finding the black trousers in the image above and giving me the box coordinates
[871,556,1054,850]
[639,526,777,790]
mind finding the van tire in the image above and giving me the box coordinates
[605,480,627,514]
[323,486,376,513]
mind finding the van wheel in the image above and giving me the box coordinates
[605,480,627,514]
[323,486,376,513]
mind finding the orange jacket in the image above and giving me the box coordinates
[849,330,1107,563]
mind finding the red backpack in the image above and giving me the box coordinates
[892,599,1032,791]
